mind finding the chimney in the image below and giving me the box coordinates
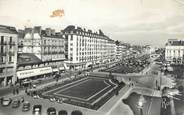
[24,28,32,34]
[45,28,51,36]
[33,26,42,35]
[51,29,55,35]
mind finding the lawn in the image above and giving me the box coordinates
[41,77,120,110]
[56,78,109,100]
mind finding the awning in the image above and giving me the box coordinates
[65,62,86,66]
[52,68,59,72]
[17,67,52,79]
[59,67,65,70]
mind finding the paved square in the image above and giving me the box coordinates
[55,78,110,100]
[42,77,117,109]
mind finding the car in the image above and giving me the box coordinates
[22,101,30,112]
[32,105,42,115]
[12,99,20,108]
[58,110,67,115]
[49,98,56,102]
[1,97,12,106]
[47,107,56,115]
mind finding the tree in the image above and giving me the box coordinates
[115,40,120,45]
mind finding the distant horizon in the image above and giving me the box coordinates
[0,23,168,48]
[1,0,184,47]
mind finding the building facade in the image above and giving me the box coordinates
[17,26,65,81]
[63,25,116,70]
[165,39,184,64]
[0,25,18,86]
[115,43,127,61]
[22,26,65,61]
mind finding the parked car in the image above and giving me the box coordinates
[1,97,12,106]
[49,98,56,102]
[22,101,30,112]
[47,107,56,115]
[12,99,20,108]
[32,105,42,115]
[58,110,67,115]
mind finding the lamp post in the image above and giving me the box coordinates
[137,95,145,115]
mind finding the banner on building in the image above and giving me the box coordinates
[17,67,52,79]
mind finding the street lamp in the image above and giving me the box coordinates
[137,95,145,115]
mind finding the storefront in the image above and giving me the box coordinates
[16,67,53,80]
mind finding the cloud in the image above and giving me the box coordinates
[0,0,184,47]
[50,9,65,18]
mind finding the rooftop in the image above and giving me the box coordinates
[63,25,113,41]
[17,53,42,66]
[0,25,18,34]
[166,40,184,46]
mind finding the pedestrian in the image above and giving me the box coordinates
[20,97,24,103]
[25,87,28,94]
[16,88,19,95]
[13,88,15,95]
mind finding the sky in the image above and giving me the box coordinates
[0,0,184,47]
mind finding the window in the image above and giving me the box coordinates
[0,57,3,63]
[9,56,12,62]
[70,35,73,41]
[70,57,73,61]
[10,37,12,43]
[1,36,4,44]
[0,68,3,73]
[1,46,4,53]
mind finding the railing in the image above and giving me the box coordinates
[9,51,14,55]
[9,42,15,45]
[0,52,6,56]
[0,71,14,77]
[0,42,7,45]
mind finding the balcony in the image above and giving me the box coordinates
[9,42,15,45]
[0,42,7,45]
[0,71,14,77]
[0,52,6,56]
[9,51,15,55]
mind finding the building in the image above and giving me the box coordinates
[0,25,18,86]
[63,25,116,70]
[17,26,65,81]
[115,41,127,61]
[165,39,184,64]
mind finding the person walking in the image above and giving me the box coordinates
[13,86,15,95]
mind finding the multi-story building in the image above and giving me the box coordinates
[21,26,65,61]
[63,25,116,70]
[17,26,65,80]
[115,42,127,60]
[165,39,184,64]
[0,25,18,86]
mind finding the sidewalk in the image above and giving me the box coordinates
[99,85,134,115]
[4,75,70,99]
[0,71,84,99]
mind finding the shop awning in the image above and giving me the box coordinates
[17,67,52,79]
[65,61,86,66]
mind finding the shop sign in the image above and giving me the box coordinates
[17,67,52,79]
